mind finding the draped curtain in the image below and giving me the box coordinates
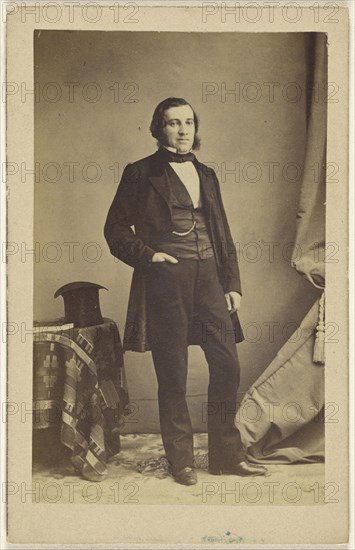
[237,34,327,463]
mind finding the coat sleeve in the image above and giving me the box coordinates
[104,163,156,268]
[211,169,242,295]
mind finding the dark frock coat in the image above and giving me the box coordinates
[104,148,244,352]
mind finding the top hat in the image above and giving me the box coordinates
[54,281,108,327]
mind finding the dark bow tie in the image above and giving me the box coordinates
[160,147,196,163]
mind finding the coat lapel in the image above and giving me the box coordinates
[194,160,213,213]
[148,172,173,210]
[148,151,173,210]
[148,150,213,213]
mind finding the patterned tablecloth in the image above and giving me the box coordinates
[33,318,129,481]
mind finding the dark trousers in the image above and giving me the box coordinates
[146,257,243,473]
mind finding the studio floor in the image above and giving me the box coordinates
[32,433,325,506]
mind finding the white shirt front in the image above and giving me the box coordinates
[164,146,201,208]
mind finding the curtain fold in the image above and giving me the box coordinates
[291,33,327,289]
[237,34,327,463]
[237,299,324,463]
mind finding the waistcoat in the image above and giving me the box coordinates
[153,164,215,260]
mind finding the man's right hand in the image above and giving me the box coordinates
[151,252,178,263]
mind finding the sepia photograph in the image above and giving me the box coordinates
[32,28,326,501]
[4,2,350,546]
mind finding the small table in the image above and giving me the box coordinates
[33,318,129,481]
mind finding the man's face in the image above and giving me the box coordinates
[161,105,195,154]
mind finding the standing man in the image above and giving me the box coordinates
[104,98,266,485]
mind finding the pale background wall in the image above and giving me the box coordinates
[34,31,320,433]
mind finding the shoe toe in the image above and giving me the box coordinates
[173,467,197,486]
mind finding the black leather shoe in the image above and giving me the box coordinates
[209,461,267,477]
[173,467,198,486]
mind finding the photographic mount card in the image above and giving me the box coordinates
[5,1,350,546]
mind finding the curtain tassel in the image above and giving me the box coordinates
[313,291,325,364]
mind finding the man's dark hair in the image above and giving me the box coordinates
[150,97,201,150]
